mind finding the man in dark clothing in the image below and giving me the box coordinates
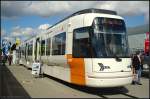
[7,49,12,65]
[11,43,16,51]
[132,51,143,85]
[131,54,136,85]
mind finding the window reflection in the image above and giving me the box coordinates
[52,32,66,55]
[73,27,93,58]
[41,40,45,56]
[73,17,129,58]
[46,38,51,55]
[28,41,33,56]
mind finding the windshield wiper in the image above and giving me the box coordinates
[114,54,122,62]
[106,46,122,62]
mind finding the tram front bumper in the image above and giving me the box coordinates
[86,76,132,87]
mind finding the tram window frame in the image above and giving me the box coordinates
[41,39,46,56]
[18,47,21,58]
[52,32,66,55]
[27,45,29,56]
[30,42,33,56]
[21,46,25,56]
[46,38,51,56]
[28,42,33,56]
[72,27,93,58]
[25,44,28,59]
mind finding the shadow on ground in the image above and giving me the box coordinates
[0,62,30,98]
[20,63,140,98]
[142,71,150,79]
[44,74,139,98]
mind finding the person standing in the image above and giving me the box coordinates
[2,42,11,65]
[132,51,143,85]
[2,47,7,65]
[7,42,12,65]
[7,49,12,65]
[131,53,136,85]
[11,43,17,64]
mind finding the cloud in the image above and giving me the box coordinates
[1,1,32,18]
[11,26,35,37]
[1,29,14,43]
[1,1,71,18]
[1,29,6,36]
[9,24,51,42]
[1,1,149,43]
[38,24,51,30]
[96,1,149,16]
[1,24,51,43]
[1,1,149,21]
[27,1,71,17]
[2,37,14,43]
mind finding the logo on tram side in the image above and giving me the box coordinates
[98,63,110,71]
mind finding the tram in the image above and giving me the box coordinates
[18,8,132,87]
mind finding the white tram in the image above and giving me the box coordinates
[18,8,132,87]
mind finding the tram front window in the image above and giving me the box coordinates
[91,33,128,58]
[73,17,129,58]
[92,17,129,58]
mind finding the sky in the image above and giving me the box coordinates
[1,1,149,44]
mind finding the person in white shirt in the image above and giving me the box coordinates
[11,43,17,64]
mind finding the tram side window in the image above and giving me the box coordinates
[21,46,25,56]
[28,42,33,56]
[27,44,30,55]
[52,32,66,55]
[25,44,27,58]
[27,44,29,56]
[46,38,51,55]
[41,40,46,56]
[18,47,21,58]
[73,27,92,58]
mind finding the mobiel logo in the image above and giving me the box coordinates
[98,63,110,71]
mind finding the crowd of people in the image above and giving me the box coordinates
[1,42,17,66]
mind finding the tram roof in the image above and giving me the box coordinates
[23,9,117,43]
[47,8,117,30]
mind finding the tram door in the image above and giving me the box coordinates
[35,38,41,62]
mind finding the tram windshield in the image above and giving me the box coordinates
[73,17,129,58]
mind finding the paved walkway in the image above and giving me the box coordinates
[0,62,149,98]
[0,63,30,98]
